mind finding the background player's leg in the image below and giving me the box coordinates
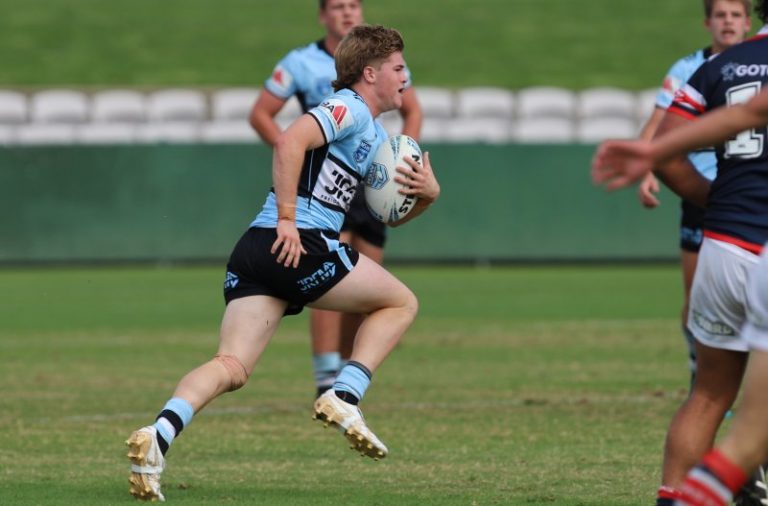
[680,249,699,384]
[309,309,342,396]
[721,350,768,479]
[661,342,747,489]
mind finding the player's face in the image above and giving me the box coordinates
[371,52,408,113]
[320,0,364,41]
[705,0,751,53]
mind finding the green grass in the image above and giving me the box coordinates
[0,265,695,505]
[0,0,756,89]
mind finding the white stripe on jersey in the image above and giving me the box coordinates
[674,83,707,114]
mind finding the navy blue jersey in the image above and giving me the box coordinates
[669,27,768,253]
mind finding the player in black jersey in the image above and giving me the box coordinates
[593,3,768,502]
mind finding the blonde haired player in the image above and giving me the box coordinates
[250,0,423,399]
[125,25,439,502]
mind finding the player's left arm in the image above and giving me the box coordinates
[398,87,423,141]
[389,151,440,227]
[271,114,327,267]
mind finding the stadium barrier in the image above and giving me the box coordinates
[0,143,679,264]
[0,86,654,145]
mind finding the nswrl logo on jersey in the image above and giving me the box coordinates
[297,262,337,293]
[354,140,371,163]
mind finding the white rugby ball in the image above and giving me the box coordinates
[364,135,422,223]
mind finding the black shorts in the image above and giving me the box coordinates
[341,190,387,248]
[680,200,706,252]
[223,227,359,316]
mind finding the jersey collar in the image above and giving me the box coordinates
[748,24,768,41]
[316,39,334,58]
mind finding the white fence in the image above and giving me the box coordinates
[0,86,658,145]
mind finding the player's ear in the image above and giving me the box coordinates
[362,65,376,84]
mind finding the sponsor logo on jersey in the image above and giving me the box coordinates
[297,261,337,293]
[662,76,680,94]
[722,62,740,81]
[312,158,358,211]
[224,271,240,290]
[318,98,354,133]
[354,140,371,163]
[269,65,293,94]
[691,310,736,337]
[720,62,768,81]
[365,162,389,190]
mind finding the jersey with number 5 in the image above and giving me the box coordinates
[669,27,768,251]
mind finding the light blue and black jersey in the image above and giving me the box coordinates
[264,40,413,113]
[251,88,388,232]
[264,40,336,112]
[656,47,717,181]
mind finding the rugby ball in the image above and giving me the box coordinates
[364,135,422,223]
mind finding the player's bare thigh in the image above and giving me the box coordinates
[310,254,414,314]
[217,295,288,373]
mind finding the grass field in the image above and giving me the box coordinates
[0,264,700,505]
[0,0,751,89]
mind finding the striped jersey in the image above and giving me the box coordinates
[656,47,717,181]
[668,26,768,253]
[251,88,388,231]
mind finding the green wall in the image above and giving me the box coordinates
[1,144,679,264]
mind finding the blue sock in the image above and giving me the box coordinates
[153,397,194,453]
[333,361,372,404]
[313,352,341,395]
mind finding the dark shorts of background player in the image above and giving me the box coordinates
[680,200,706,253]
[223,227,359,316]
[341,190,387,248]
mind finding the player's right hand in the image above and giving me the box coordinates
[637,172,661,208]
[272,220,307,268]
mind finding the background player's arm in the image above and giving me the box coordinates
[398,87,423,141]
[250,91,289,147]
[271,114,327,267]
[636,107,667,208]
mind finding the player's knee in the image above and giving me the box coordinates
[399,288,419,323]
[213,354,249,392]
